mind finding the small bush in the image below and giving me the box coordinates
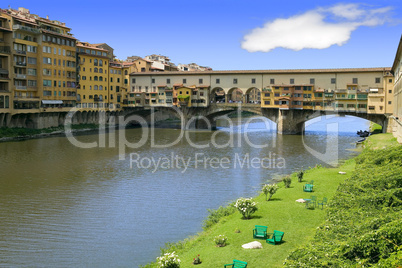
[283,176,292,188]
[202,204,236,230]
[262,184,279,201]
[214,235,228,247]
[297,170,304,182]
[156,251,181,268]
[234,198,258,219]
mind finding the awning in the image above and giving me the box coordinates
[370,88,378,92]
[42,100,63,104]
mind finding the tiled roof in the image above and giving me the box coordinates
[130,67,391,76]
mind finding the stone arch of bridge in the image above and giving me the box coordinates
[227,87,243,103]
[244,87,261,104]
[210,87,226,103]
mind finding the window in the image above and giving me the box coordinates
[389,78,393,83]
[117,78,120,83]
[27,80,36,87]
[352,78,358,84]
[43,80,52,87]
[331,78,336,84]
[183,79,186,84]
[94,59,98,66]
[216,78,220,84]
[94,76,98,81]
[310,78,315,84]
[43,57,52,64]
[99,76,103,81]
[167,78,170,84]
[27,69,37,76]
[375,77,381,83]
[270,78,275,84]
[27,45,37,53]
[94,68,98,73]
[388,101,392,104]
[264,93,270,97]
[389,90,392,94]
[274,93,280,97]
[264,101,270,105]
[233,78,238,84]
[199,78,203,84]
[43,69,51,76]
[290,79,294,84]
[152,78,155,83]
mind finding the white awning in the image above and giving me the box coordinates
[42,100,63,104]
[370,88,378,92]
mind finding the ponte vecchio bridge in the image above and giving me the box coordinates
[126,68,394,134]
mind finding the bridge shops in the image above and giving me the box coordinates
[129,68,394,115]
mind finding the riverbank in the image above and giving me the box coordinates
[0,124,100,142]
[141,133,400,267]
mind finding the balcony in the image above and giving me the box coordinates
[14,50,27,55]
[27,86,38,91]
[15,62,26,67]
[0,46,10,54]
[15,85,27,90]
[13,24,41,34]
[15,74,26,79]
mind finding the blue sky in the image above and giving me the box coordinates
[7,0,402,70]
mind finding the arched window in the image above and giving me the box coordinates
[99,60,103,66]
[94,85,98,90]
[99,76,103,81]
[99,85,103,90]
[99,68,103,73]
[124,70,128,75]
[94,68,98,73]
[99,94,103,101]
[94,76,98,81]
[94,59,98,66]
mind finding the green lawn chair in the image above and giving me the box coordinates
[317,197,328,209]
[224,259,248,267]
[253,225,268,239]
[303,184,313,192]
[266,230,284,245]
[311,196,317,208]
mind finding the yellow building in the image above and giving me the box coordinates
[0,7,77,127]
[77,42,109,110]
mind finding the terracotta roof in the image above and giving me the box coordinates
[129,67,391,76]
[173,83,183,87]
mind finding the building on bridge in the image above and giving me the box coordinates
[391,35,402,143]
[129,68,393,115]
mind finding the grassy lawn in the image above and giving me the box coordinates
[144,160,356,267]
[363,133,399,149]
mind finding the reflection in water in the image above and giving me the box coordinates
[0,116,369,267]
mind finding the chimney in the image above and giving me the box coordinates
[46,15,49,20]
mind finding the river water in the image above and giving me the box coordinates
[0,115,368,267]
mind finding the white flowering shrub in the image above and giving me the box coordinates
[214,234,228,247]
[262,183,279,201]
[234,197,258,219]
[157,251,181,268]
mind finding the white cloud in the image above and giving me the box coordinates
[241,3,393,53]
